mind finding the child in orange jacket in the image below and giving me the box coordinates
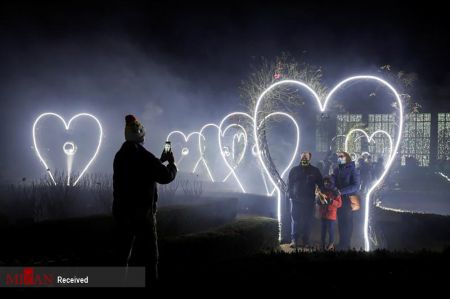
[316,176,342,251]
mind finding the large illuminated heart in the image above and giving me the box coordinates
[166,130,203,170]
[344,129,393,159]
[32,112,103,186]
[253,76,403,250]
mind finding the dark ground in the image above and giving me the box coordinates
[1,209,450,293]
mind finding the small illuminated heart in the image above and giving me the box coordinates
[344,129,393,160]
[166,130,202,169]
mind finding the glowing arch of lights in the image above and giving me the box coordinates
[32,112,103,186]
[344,129,393,160]
[218,112,254,193]
[253,76,403,251]
[257,111,300,196]
[166,130,204,166]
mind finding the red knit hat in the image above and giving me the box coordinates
[125,114,137,124]
[124,114,145,143]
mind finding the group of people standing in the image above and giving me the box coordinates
[288,151,361,251]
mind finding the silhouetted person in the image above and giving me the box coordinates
[113,114,177,282]
[288,152,323,248]
[332,151,360,250]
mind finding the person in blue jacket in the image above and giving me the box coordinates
[332,151,360,250]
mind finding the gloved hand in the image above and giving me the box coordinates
[160,151,168,163]
[166,151,175,164]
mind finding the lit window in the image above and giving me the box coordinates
[336,114,363,153]
[368,114,395,162]
[400,113,431,166]
[315,114,330,152]
[438,113,450,161]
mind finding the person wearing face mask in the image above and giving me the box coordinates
[288,152,323,248]
[332,151,360,250]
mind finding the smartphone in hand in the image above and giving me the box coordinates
[164,141,171,153]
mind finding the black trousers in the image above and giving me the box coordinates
[114,212,159,283]
[291,200,314,245]
[337,195,354,249]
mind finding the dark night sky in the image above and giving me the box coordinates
[0,0,449,181]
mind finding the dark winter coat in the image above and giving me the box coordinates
[288,164,323,203]
[113,141,177,225]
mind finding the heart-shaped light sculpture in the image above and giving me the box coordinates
[222,123,248,172]
[344,129,393,159]
[192,123,221,182]
[218,111,299,195]
[253,76,403,250]
[166,130,203,168]
[32,112,103,186]
[218,112,253,193]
